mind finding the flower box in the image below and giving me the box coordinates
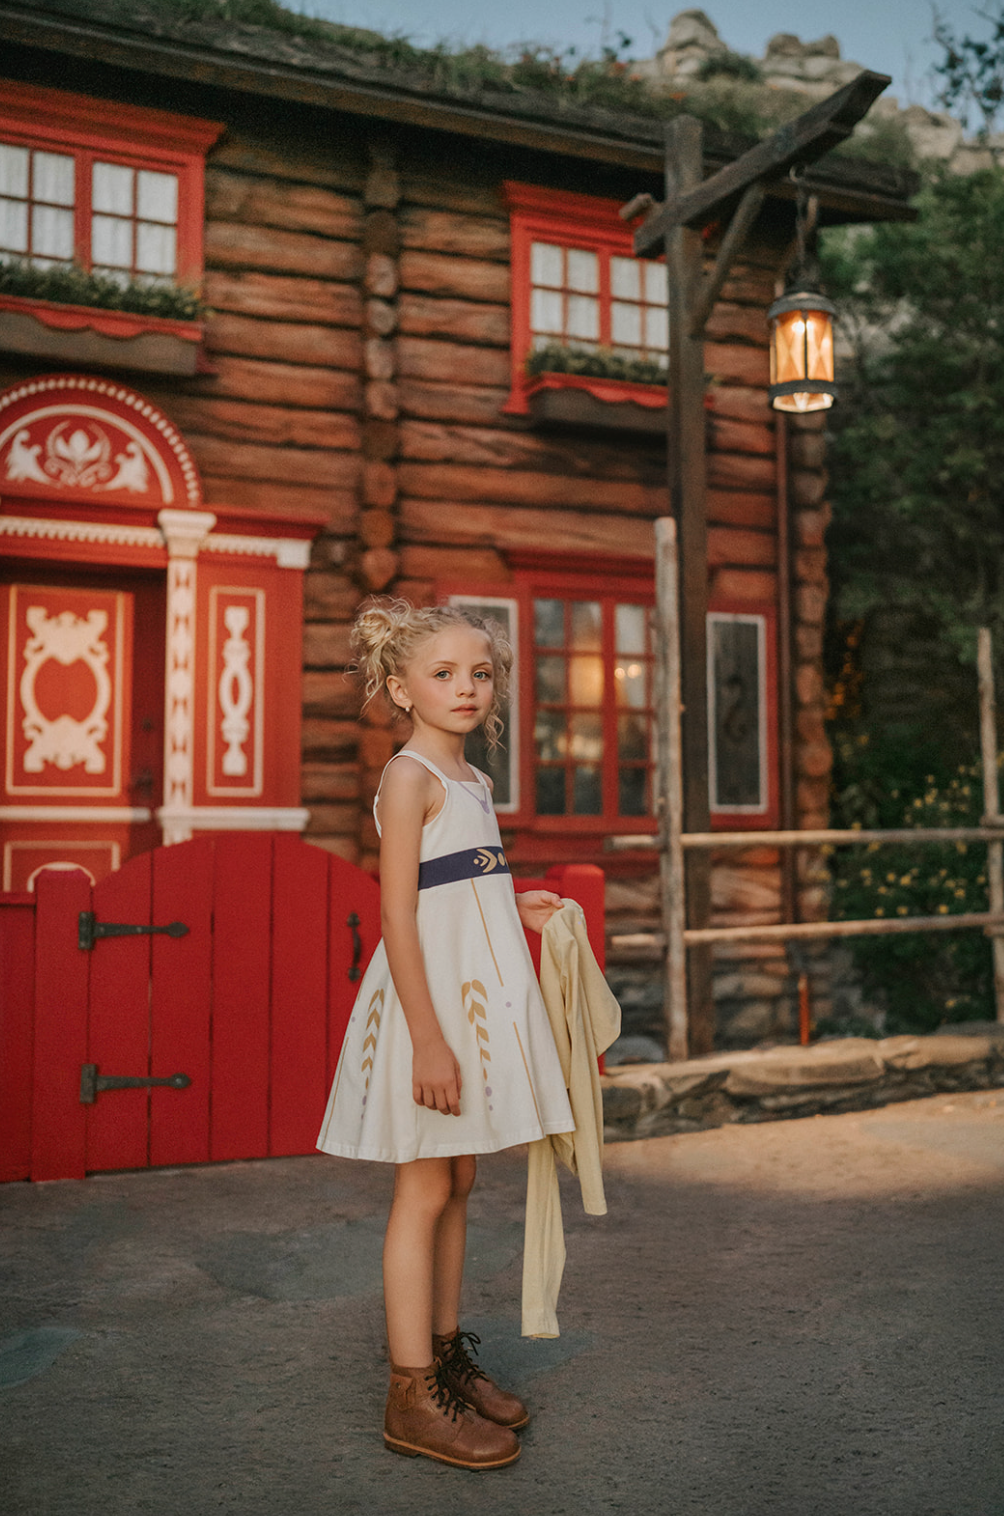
[0,294,204,377]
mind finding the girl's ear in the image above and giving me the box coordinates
[386,674,412,715]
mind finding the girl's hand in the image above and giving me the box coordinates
[516,889,565,934]
[412,1036,463,1116]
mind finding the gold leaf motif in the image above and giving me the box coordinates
[361,988,384,1096]
[461,979,491,1082]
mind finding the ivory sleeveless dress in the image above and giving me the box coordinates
[316,751,575,1163]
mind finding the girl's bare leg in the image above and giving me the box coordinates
[432,1154,477,1337]
[383,1156,453,1367]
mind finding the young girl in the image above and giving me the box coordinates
[316,600,575,1471]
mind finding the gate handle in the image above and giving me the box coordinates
[80,1064,191,1105]
[347,911,363,982]
[78,912,189,951]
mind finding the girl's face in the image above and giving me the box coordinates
[387,625,495,738]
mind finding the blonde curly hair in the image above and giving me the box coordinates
[351,598,512,752]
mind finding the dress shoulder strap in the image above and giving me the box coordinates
[372,749,450,834]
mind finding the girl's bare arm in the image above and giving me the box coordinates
[378,760,462,1117]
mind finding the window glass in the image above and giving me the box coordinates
[93,161,134,215]
[709,615,764,811]
[534,709,566,761]
[530,240,563,287]
[92,214,133,270]
[570,600,601,649]
[615,603,647,654]
[33,151,74,206]
[611,301,642,348]
[611,255,639,300]
[534,598,564,648]
[137,221,176,276]
[566,247,598,293]
[570,712,603,761]
[0,143,28,199]
[531,286,563,336]
[573,766,602,814]
[535,655,566,703]
[644,261,669,303]
[618,767,648,816]
[536,767,565,815]
[31,205,74,262]
[0,198,28,254]
[566,294,599,342]
[569,655,603,706]
[137,169,178,224]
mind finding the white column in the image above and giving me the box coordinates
[157,509,216,845]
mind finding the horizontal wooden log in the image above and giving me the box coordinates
[705,342,770,387]
[398,378,510,426]
[304,803,358,835]
[398,420,665,484]
[399,544,511,583]
[708,526,776,568]
[301,681,361,722]
[187,356,362,412]
[707,385,773,424]
[400,169,507,217]
[397,461,667,515]
[707,450,775,492]
[705,301,769,347]
[719,268,777,306]
[710,567,777,602]
[200,478,356,528]
[401,499,654,557]
[398,293,510,347]
[706,489,776,529]
[303,622,354,667]
[397,336,510,388]
[166,396,359,452]
[399,207,510,260]
[300,718,362,758]
[206,169,360,240]
[205,221,362,281]
[189,434,359,489]
[707,416,774,457]
[303,574,361,620]
[203,270,362,327]
[400,250,510,303]
[206,312,363,369]
[300,762,360,802]
[211,132,366,194]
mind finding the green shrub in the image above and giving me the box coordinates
[829,729,995,1032]
[0,259,203,321]
[526,341,667,387]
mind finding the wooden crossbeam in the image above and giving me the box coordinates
[634,69,890,256]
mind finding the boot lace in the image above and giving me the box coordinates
[442,1330,488,1386]
[425,1366,468,1422]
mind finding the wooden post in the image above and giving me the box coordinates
[977,627,1004,1023]
[654,517,689,1061]
[664,117,715,1054]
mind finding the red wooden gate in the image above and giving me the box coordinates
[0,833,380,1182]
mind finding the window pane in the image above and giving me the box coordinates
[137,169,178,224]
[566,247,598,293]
[615,603,647,655]
[530,286,563,335]
[0,144,29,199]
[570,712,603,762]
[92,213,133,269]
[566,294,599,341]
[33,151,74,207]
[0,198,28,253]
[531,240,563,288]
[645,305,669,352]
[644,260,668,304]
[569,600,601,650]
[569,655,603,705]
[573,765,602,814]
[93,161,134,215]
[536,767,566,815]
[614,658,646,708]
[536,655,566,703]
[136,220,176,275]
[617,713,649,760]
[31,204,73,261]
[534,709,566,761]
[610,255,639,300]
[618,766,648,816]
[534,598,564,648]
[611,300,642,348]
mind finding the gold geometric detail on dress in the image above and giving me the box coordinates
[462,978,491,1081]
[361,988,384,1095]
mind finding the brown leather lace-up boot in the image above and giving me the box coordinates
[432,1330,530,1430]
[384,1362,521,1469]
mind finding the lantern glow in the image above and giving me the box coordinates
[768,290,836,413]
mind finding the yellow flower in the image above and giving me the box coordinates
[899,875,912,886]
[875,907,885,916]
[938,904,949,913]
[897,905,908,915]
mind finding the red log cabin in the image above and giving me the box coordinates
[0,0,916,1056]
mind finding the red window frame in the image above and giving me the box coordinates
[503,181,668,417]
[441,568,780,839]
[0,82,223,288]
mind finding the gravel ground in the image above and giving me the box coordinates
[2,1091,1004,1516]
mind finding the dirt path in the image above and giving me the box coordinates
[3,1092,1003,1516]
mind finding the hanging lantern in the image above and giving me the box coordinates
[768,171,836,414]
[767,288,837,413]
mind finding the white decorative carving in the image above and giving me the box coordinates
[157,805,309,833]
[106,441,149,493]
[0,376,203,506]
[7,429,49,485]
[45,422,113,488]
[218,606,252,777]
[20,607,112,773]
[0,515,163,550]
[204,533,312,570]
[163,561,195,819]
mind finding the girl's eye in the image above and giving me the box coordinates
[433,669,450,679]
[474,670,491,680]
